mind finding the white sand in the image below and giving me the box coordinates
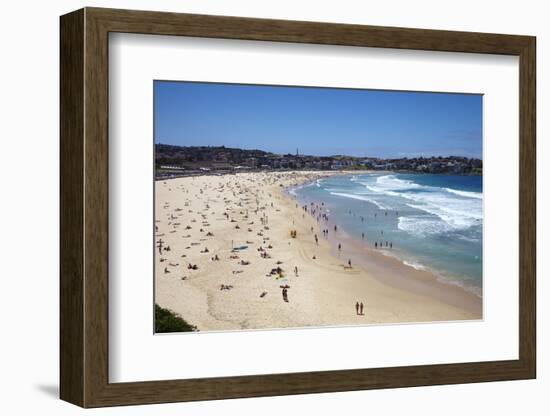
[155,171,481,332]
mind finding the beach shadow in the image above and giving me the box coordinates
[35,384,59,399]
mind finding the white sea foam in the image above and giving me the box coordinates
[366,175,421,193]
[444,187,483,199]
[361,177,482,225]
[288,181,316,196]
[329,192,388,210]
[327,174,482,236]
[403,255,482,298]
[364,186,401,198]
[403,192,482,229]
[403,260,427,271]
[359,176,482,231]
[398,216,454,236]
[456,234,481,243]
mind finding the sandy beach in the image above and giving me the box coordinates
[154,171,482,332]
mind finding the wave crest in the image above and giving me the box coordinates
[329,192,388,210]
[444,187,483,199]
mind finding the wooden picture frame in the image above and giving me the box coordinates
[60,7,536,408]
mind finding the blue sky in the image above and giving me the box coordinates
[154,81,482,159]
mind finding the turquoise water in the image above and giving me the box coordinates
[290,173,483,295]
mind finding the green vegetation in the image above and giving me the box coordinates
[155,304,197,333]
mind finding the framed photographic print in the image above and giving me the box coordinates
[60,7,536,408]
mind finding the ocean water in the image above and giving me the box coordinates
[290,173,483,295]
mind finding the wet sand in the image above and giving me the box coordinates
[323,229,482,315]
[154,171,482,332]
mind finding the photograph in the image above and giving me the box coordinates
[153,80,483,333]
[53,5,537,409]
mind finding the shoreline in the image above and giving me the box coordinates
[156,169,482,182]
[155,171,482,333]
[282,177,482,317]
[286,173,483,299]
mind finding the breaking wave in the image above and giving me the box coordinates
[444,187,483,199]
[356,175,482,232]
[329,192,389,210]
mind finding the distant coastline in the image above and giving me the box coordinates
[155,144,482,180]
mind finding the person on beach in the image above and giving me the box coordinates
[355,301,360,315]
[348,259,352,268]
[334,225,338,232]
[360,302,364,315]
[338,243,341,252]
[390,242,393,249]
[314,234,318,245]
[361,232,364,240]
[294,266,298,276]
[375,242,378,249]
